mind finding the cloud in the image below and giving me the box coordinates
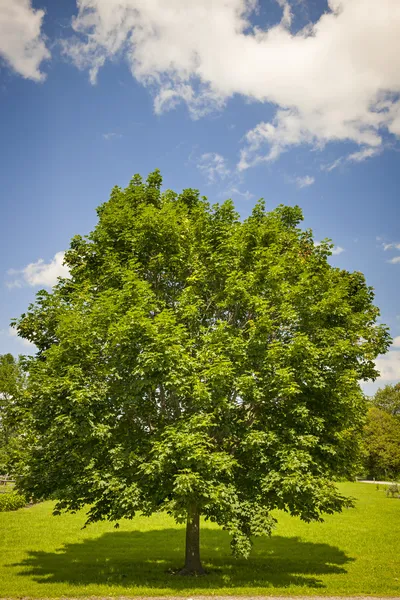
[197,153,254,200]
[347,147,381,163]
[381,239,400,263]
[63,0,400,166]
[296,175,315,189]
[374,336,400,384]
[103,132,122,140]
[8,326,35,349]
[197,153,230,183]
[331,246,345,256]
[377,239,400,263]
[225,187,254,201]
[322,146,382,172]
[0,0,50,81]
[321,157,344,173]
[375,350,400,382]
[196,151,253,199]
[382,242,400,251]
[7,251,70,288]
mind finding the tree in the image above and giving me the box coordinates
[363,407,400,480]
[13,170,390,574]
[0,354,25,475]
[372,383,400,417]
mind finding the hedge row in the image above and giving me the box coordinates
[0,492,26,512]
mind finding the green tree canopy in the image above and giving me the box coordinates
[363,407,400,480]
[0,354,25,475]
[13,170,390,574]
[372,383,400,417]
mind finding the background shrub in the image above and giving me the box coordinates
[0,492,26,512]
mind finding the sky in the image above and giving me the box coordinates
[0,0,399,394]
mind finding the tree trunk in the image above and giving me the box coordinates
[179,504,205,575]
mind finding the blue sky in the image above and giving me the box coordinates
[0,0,399,393]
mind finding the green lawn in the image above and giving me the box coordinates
[0,482,399,598]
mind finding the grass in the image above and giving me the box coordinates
[0,482,399,598]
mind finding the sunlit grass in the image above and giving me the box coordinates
[0,483,399,597]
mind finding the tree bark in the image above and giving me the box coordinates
[179,504,205,575]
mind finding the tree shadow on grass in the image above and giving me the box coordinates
[13,528,353,590]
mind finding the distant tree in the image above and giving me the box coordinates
[363,407,400,480]
[372,383,400,417]
[13,170,390,574]
[0,354,25,475]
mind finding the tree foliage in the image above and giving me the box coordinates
[362,383,400,480]
[0,354,25,475]
[363,407,400,480]
[372,383,400,417]
[13,170,390,572]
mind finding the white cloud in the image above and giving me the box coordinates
[7,251,70,289]
[375,351,400,383]
[197,154,254,200]
[347,147,381,163]
[63,0,400,166]
[103,132,122,140]
[383,242,400,251]
[226,187,254,201]
[276,0,293,28]
[321,157,344,173]
[0,0,50,81]
[322,146,382,172]
[8,326,35,349]
[197,153,230,183]
[373,336,400,384]
[379,240,400,263]
[296,175,315,189]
